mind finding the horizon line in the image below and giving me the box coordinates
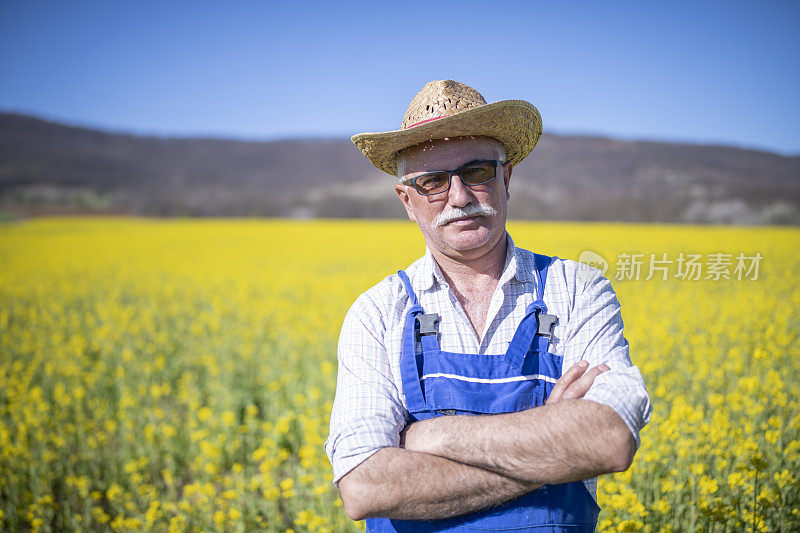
[2,107,798,158]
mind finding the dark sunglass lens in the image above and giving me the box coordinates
[417,172,450,194]
[460,162,496,185]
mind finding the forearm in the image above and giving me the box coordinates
[405,399,634,484]
[338,446,541,521]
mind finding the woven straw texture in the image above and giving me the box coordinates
[351,80,542,176]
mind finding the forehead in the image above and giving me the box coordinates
[399,136,500,173]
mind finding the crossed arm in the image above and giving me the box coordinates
[337,361,635,521]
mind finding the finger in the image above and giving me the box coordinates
[561,363,610,400]
[547,360,589,405]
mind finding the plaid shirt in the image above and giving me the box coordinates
[324,233,652,501]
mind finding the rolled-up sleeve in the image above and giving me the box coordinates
[323,294,407,487]
[564,266,652,449]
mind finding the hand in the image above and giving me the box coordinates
[546,360,609,405]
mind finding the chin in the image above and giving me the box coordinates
[441,226,495,253]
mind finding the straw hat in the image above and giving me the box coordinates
[351,80,542,176]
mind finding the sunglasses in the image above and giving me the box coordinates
[400,159,503,196]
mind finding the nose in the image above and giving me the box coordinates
[447,174,475,207]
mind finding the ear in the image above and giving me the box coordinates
[394,184,417,223]
[503,162,513,195]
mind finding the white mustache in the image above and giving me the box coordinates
[434,203,498,227]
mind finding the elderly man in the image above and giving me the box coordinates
[324,80,651,532]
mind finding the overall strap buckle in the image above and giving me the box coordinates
[415,313,440,338]
[537,312,559,337]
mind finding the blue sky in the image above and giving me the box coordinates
[1,1,798,154]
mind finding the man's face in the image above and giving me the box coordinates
[394,136,513,262]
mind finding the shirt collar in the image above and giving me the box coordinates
[415,232,533,294]
[414,250,441,293]
[505,233,535,285]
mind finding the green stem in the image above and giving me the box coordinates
[752,468,758,533]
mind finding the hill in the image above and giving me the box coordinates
[1,112,798,223]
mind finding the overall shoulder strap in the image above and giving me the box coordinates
[504,253,553,372]
[396,270,420,308]
[396,269,437,419]
[532,253,552,301]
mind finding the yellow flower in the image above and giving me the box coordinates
[689,463,705,476]
[698,476,718,496]
[617,519,644,531]
[728,472,744,489]
[775,469,796,489]
[653,499,670,514]
[197,406,212,422]
[252,446,268,462]
[106,483,123,501]
[92,507,110,524]
[221,410,236,426]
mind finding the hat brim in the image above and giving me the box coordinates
[351,100,542,176]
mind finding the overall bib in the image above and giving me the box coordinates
[366,253,599,532]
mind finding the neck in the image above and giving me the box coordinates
[429,233,509,291]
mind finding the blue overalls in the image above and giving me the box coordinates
[366,253,599,532]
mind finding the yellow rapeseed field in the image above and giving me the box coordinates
[1,217,798,532]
